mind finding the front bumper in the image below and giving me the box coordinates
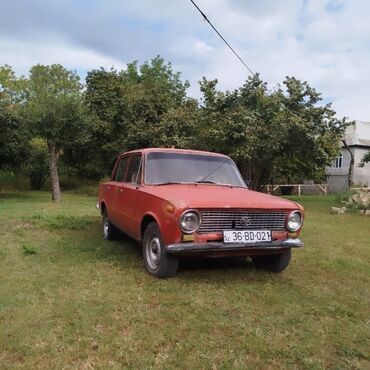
[166,238,303,255]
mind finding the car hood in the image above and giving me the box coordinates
[141,184,299,210]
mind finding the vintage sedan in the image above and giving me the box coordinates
[98,148,304,277]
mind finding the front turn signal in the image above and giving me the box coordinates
[164,201,175,213]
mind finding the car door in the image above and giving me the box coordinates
[115,153,142,238]
[109,155,129,227]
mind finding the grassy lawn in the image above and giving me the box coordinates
[0,192,369,369]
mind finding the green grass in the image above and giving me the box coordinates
[0,192,369,369]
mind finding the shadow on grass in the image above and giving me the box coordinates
[35,216,262,280]
[87,229,258,279]
[78,227,143,262]
[178,256,254,273]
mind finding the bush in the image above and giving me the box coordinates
[334,189,370,213]
[0,170,30,191]
[21,244,37,255]
[334,190,356,204]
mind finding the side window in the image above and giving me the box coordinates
[115,157,129,182]
[124,155,142,184]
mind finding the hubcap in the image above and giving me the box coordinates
[146,236,161,270]
[103,215,109,238]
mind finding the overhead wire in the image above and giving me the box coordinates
[189,0,309,122]
[188,0,349,180]
[189,0,256,77]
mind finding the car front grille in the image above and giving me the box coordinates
[198,209,288,233]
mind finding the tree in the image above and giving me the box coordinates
[197,75,348,190]
[359,152,370,167]
[196,76,288,189]
[151,98,199,148]
[64,56,195,178]
[271,77,347,185]
[23,64,84,201]
[0,107,30,171]
[0,65,30,172]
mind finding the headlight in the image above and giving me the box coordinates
[179,210,200,234]
[286,211,302,232]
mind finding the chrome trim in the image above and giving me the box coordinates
[286,210,302,232]
[178,209,202,234]
[166,238,303,254]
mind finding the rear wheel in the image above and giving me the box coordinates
[102,209,120,241]
[143,222,179,278]
[252,249,291,273]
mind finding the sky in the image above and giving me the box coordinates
[0,0,369,121]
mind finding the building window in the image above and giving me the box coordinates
[332,154,343,168]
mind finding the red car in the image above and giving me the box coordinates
[98,148,304,277]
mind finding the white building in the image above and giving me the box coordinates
[326,121,370,193]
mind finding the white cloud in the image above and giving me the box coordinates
[0,0,369,120]
[180,0,370,120]
[0,37,125,77]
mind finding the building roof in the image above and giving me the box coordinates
[344,120,370,147]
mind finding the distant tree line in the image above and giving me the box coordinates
[0,56,348,201]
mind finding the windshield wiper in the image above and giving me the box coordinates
[154,180,219,186]
[195,180,218,184]
[198,158,229,183]
[153,181,190,186]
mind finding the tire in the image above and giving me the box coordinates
[143,222,179,278]
[102,209,120,241]
[252,249,291,273]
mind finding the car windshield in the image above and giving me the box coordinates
[145,152,246,187]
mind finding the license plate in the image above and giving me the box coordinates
[223,230,272,244]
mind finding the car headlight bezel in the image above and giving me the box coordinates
[286,210,303,232]
[179,210,201,234]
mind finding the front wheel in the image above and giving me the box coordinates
[143,222,179,278]
[252,249,291,273]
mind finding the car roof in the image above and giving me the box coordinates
[120,148,230,158]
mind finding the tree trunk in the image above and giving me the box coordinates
[47,141,61,202]
[342,140,354,189]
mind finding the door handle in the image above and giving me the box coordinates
[119,188,123,193]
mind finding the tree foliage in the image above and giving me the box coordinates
[25,64,84,149]
[1,58,349,193]
[64,56,197,178]
[197,75,347,189]
[359,151,370,167]
[0,65,30,171]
